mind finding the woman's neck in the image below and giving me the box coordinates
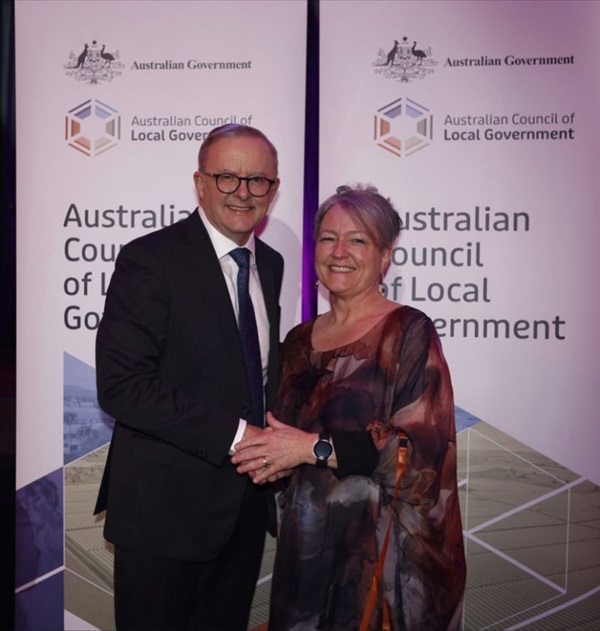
[327,291,392,325]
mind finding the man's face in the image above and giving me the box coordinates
[194,135,279,245]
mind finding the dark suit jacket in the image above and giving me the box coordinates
[94,211,283,562]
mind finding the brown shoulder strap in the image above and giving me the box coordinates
[359,432,408,631]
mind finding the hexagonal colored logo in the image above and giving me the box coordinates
[374,97,433,157]
[65,99,121,157]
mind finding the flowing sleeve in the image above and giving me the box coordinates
[376,313,466,631]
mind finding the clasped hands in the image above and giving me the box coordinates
[231,412,316,484]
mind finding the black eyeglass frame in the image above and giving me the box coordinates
[201,171,278,198]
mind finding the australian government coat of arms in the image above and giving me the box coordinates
[373,36,437,82]
[64,41,125,85]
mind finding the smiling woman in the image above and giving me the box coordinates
[310,185,401,345]
[232,184,467,631]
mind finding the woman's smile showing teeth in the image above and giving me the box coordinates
[329,265,354,272]
[315,203,391,300]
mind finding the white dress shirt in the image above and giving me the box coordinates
[197,208,269,450]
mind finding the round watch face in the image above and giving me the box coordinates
[314,438,333,460]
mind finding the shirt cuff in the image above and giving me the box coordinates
[228,419,247,455]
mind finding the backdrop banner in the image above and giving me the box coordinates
[15,1,306,629]
[319,1,599,629]
[15,0,600,629]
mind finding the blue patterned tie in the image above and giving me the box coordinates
[229,248,264,427]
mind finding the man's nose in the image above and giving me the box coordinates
[234,180,251,199]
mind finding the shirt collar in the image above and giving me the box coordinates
[197,208,256,263]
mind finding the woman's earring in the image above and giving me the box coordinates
[315,279,319,289]
[379,273,386,296]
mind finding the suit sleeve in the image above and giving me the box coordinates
[96,237,237,466]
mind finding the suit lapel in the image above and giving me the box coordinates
[178,212,248,392]
[255,240,278,337]
[177,213,279,411]
[255,239,280,407]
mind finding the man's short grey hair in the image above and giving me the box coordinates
[198,124,279,175]
[314,184,402,250]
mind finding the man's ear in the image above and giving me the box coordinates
[193,171,205,202]
[267,178,280,203]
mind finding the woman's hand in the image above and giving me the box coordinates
[231,412,317,484]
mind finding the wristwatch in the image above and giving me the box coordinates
[313,433,333,468]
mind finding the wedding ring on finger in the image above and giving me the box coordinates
[262,457,268,468]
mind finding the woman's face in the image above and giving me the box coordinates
[315,204,390,299]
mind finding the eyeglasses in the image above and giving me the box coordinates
[202,172,277,197]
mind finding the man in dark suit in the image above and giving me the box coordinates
[94,124,283,630]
